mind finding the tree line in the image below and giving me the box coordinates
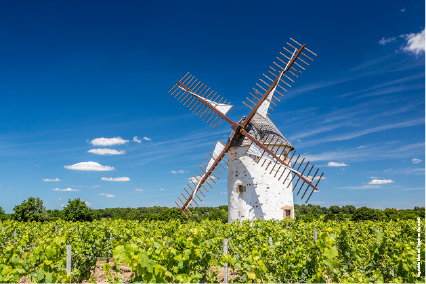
[0,197,423,223]
[294,204,424,222]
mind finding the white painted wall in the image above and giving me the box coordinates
[227,145,295,223]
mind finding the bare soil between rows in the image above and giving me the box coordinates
[18,260,240,283]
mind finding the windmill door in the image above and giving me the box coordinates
[285,210,291,219]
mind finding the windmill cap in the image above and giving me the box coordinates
[228,114,294,149]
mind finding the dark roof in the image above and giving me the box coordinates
[229,114,294,149]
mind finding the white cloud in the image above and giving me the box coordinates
[101,177,130,181]
[189,176,202,183]
[61,204,65,207]
[143,137,151,141]
[358,146,365,149]
[328,162,348,167]
[337,185,381,190]
[399,168,424,175]
[65,161,115,171]
[52,188,80,192]
[133,136,142,143]
[134,189,144,191]
[412,158,422,163]
[308,176,326,180]
[99,193,115,197]
[379,37,396,45]
[160,188,164,191]
[220,192,227,194]
[171,170,185,174]
[368,179,394,184]
[85,201,91,206]
[401,7,405,12]
[91,185,101,188]
[58,198,63,200]
[298,119,424,148]
[189,175,216,183]
[43,178,61,182]
[90,137,129,146]
[401,29,425,55]
[400,187,424,191]
[370,177,378,179]
[392,142,425,153]
[88,148,125,155]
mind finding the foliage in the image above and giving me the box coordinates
[323,211,335,222]
[0,219,424,283]
[207,209,228,223]
[341,205,356,214]
[61,198,99,222]
[351,206,381,222]
[329,205,341,214]
[375,209,386,221]
[0,206,6,221]
[159,208,185,222]
[399,210,420,220]
[384,208,399,221]
[4,198,425,223]
[12,197,49,222]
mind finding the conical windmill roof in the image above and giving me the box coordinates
[229,113,294,150]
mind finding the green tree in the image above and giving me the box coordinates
[0,205,6,220]
[207,209,228,223]
[399,210,418,220]
[351,206,380,221]
[341,205,356,214]
[383,208,398,220]
[13,197,49,222]
[323,211,335,222]
[218,205,228,211]
[61,198,99,222]
[335,212,345,221]
[329,205,340,214]
[375,209,386,221]
[159,208,185,221]
[299,214,315,222]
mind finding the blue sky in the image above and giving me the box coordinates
[0,0,424,213]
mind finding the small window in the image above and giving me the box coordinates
[284,210,291,219]
[237,183,246,194]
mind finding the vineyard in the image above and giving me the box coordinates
[0,219,424,283]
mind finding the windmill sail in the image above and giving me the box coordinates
[168,75,234,129]
[174,137,238,216]
[256,86,277,119]
[246,135,310,181]
[206,141,225,171]
[187,141,224,208]
[256,50,296,119]
[241,39,315,128]
[178,87,233,115]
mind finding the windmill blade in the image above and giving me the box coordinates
[241,38,316,128]
[175,138,239,215]
[168,75,234,129]
[241,129,323,201]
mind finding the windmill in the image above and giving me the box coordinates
[168,38,323,222]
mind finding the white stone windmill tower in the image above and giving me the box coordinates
[168,38,323,223]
